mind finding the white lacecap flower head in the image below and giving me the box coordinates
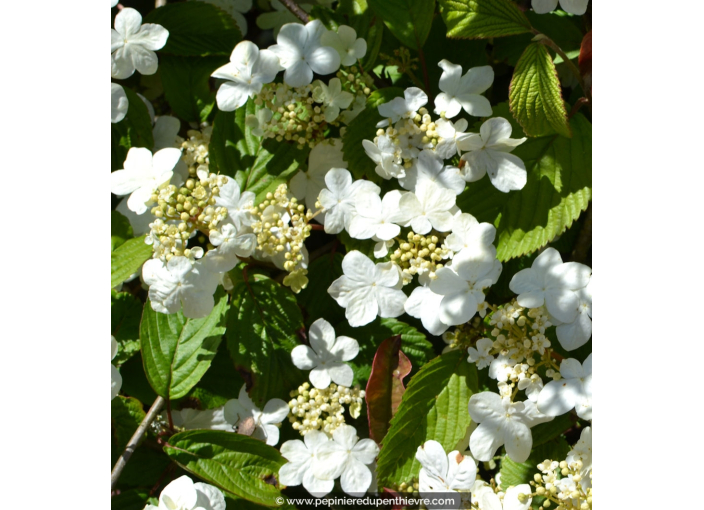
[111,8,169,79]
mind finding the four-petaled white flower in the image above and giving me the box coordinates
[404,284,449,336]
[328,251,407,327]
[434,60,494,119]
[314,424,380,496]
[377,87,428,124]
[279,431,335,497]
[457,117,527,193]
[321,25,367,66]
[290,139,348,211]
[318,168,380,234]
[111,335,122,400]
[313,78,354,122]
[472,480,532,510]
[142,257,220,318]
[416,440,477,495]
[111,147,182,215]
[172,406,231,431]
[111,83,128,123]
[444,213,496,253]
[430,246,502,326]
[509,248,591,324]
[399,149,466,195]
[348,190,404,242]
[291,318,359,389]
[467,338,494,369]
[203,222,256,273]
[468,392,553,463]
[145,475,225,510]
[532,0,589,16]
[269,20,341,87]
[224,385,289,446]
[362,136,405,179]
[434,118,471,159]
[398,180,456,235]
[551,280,592,351]
[111,7,169,79]
[537,354,592,420]
[213,176,256,229]
[212,41,280,111]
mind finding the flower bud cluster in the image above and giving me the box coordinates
[530,458,592,510]
[374,106,436,168]
[287,382,365,437]
[389,231,452,284]
[441,315,487,353]
[181,123,212,175]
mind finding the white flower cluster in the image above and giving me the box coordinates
[146,475,226,510]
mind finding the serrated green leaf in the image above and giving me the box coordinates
[500,437,570,490]
[159,55,225,123]
[111,235,152,289]
[226,271,304,405]
[164,430,285,506]
[342,88,403,183]
[510,42,571,138]
[111,291,143,365]
[141,291,229,400]
[144,2,242,56]
[112,210,133,252]
[439,0,531,39]
[111,86,154,170]
[368,0,435,50]
[376,350,478,487]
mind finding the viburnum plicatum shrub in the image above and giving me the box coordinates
[111,0,591,508]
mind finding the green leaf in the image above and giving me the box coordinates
[112,210,133,252]
[111,86,154,170]
[510,42,571,138]
[111,396,146,449]
[531,414,572,447]
[164,430,285,506]
[226,271,304,405]
[111,488,155,510]
[336,317,434,386]
[377,350,478,487]
[367,0,435,50]
[439,0,531,39]
[111,291,143,365]
[209,100,260,176]
[159,55,225,123]
[188,341,245,409]
[144,2,242,56]
[500,437,570,490]
[111,235,152,289]
[141,290,229,400]
[296,252,346,327]
[342,88,403,183]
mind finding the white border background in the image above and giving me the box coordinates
[0,0,700,507]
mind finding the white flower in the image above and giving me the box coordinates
[362,136,405,179]
[488,355,516,382]
[172,407,231,431]
[291,318,359,389]
[328,251,407,327]
[467,338,494,369]
[434,60,494,119]
[111,83,128,123]
[313,78,354,122]
[269,20,341,87]
[509,248,591,324]
[213,176,256,229]
[551,281,592,351]
[532,0,589,15]
[416,440,477,494]
[444,213,496,253]
[111,335,122,400]
[457,117,527,193]
[398,180,456,235]
[472,481,532,510]
[116,198,153,236]
[212,41,280,111]
[245,107,273,136]
[290,138,347,211]
[194,0,252,35]
[279,431,335,497]
[377,87,428,124]
[517,374,544,402]
[399,149,465,195]
[566,426,592,489]
[111,8,169,79]
[314,424,379,496]
[404,285,450,336]
[152,116,182,151]
[224,385,289,446]
[348,190,404,241]
[318,168,380,234]
[203,223,256,273]
[110,147,182,214]
[430,246,501,326]
[537,354,592,420]
[320,25,367,66]
[145,475,225,510]
[142,257,220,318]
[111,0,118,7]
[468,392,552,463]
[434,118,471,159]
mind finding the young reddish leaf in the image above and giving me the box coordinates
[365,335,412,444]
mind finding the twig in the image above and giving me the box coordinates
[309,240,338,262]
[111,396,166,491]
[280,0,309,23]
[533,32,586,96]
[568,97,590,119]
[417,47,434,106]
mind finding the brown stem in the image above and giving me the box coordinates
[417,46,434,106]
[568,97,590,119]
[280,0,309,23]
[533,31,586,96]
[111,396,166,491]
[166,400,174,430]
